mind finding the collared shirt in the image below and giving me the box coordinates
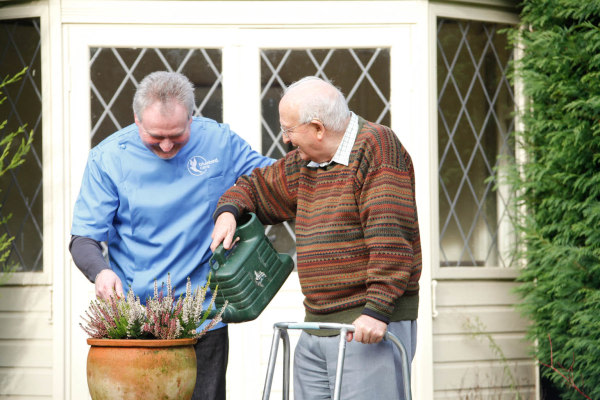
[307,112,358,168]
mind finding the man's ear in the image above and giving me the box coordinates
[134,113,141,127]
[312,118,326,140]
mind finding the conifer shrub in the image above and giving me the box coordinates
[510,1,600,398]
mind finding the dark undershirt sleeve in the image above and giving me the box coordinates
[69,235,110,283]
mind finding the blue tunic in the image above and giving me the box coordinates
[71,117,274,328]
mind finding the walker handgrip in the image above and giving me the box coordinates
[274,322,355,332]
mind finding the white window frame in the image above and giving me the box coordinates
[0,3,54,286]
[429,3,521,281]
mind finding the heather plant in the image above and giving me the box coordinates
[81,287,145,339]
[80,274,226,340]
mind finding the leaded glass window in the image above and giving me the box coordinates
[260,48,391,257]
[90,48,222,145]
[0,18,43,272]
[437,18,516,268]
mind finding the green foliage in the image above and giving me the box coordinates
[508,1,600,398]
[0,67,33,285]
[80,287,147,339]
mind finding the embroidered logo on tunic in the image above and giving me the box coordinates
[187,156,219,176]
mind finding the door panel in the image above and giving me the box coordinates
[431,8,535,398]
[231,28,413,400]
[67,23,416,400]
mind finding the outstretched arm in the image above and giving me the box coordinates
[69,235,123,299]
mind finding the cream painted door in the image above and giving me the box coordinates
[219,28,428,400]
[64,3,431,398]
[428,4,536,399]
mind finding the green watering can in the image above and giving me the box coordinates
[208,213,294,323]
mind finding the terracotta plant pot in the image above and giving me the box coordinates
[86,338,197,400]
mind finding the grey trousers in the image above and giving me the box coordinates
[293,320,417,400]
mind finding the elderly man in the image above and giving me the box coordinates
[210,76,421,399]
[70,71,273,400]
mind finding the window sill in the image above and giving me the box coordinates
[433,266,521,280]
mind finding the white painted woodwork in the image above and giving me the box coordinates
[63,13,427,399]
[428,3,535,398]
[0,368,53,397]
[431,278,536,396]
[0,286,53,398]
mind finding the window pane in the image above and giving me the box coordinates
[437,18,515,267]
[260,48,391,257]
[90,48,223,146]
[0,18,43,272]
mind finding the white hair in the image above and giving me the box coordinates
[284,76,350,132]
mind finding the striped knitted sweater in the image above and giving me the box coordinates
[215,117,421,325]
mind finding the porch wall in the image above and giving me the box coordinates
[0,286,53,398]
[432,280,536,398]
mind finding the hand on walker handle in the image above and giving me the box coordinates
[347,314,387,344]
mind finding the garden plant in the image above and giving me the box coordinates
[81,274,227,340]
[0,67,33,286]
[509,1,600,398]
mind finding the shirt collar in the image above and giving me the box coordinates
[307,112,358,168]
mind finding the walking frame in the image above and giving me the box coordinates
[262,322,412,400]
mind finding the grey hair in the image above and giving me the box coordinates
[133,71,195,122]
[284,76,350,133]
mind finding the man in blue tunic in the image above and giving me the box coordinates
[70,71,273,400]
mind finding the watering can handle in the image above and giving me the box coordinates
[210,238,241,269]
[210,245,227,269]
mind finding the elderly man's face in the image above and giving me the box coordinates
[135,101,191,160]
[279,100,322,162]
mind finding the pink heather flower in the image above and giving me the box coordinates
[81,274,226,340]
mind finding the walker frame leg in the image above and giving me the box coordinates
[261,322,412,400]
[262,326,291,400]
